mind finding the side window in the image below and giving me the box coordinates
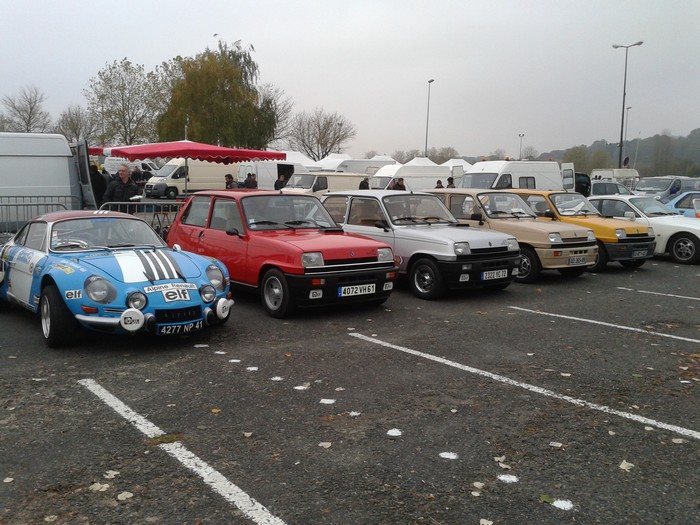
[181,196,211,227]
[14,224,30,246]
[526,196,550,215]
[24,222,48,251]
[348,198,383,226]
[519,176,535,189]
[210,199,243,232]
[455,196,474,219]
[495,174,512,189]
[677,194,694,209]
[313,177,328,192]
[322,196,349,223]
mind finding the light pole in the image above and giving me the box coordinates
[624,106,631,144]
[518,133,525,160]
[612,41,643,168]
[424,79,434,158]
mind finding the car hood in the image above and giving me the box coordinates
[556,215,651,233]
[647,215,700,232]
[484,218,591,239]
[394,224,514,248]
[76,249,202,283]
[257,230,389,258]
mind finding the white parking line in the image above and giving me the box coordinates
[78,379,287,525]
[617,286,700,301]
[349,334,700,440]
[508,306,700,344]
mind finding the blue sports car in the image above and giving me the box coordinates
[0,210,233,347]
[665,191,700,218]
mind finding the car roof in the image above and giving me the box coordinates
[323,190,433,198]
[35,210,135,223]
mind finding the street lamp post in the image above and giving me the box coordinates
[518,133,525,160]
[613,41,643,168]
[424,79,434,158]
[624,106,631,144]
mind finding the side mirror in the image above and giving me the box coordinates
[375,219,390,231]
[544,211,557,220]
[624,211,636,221]
[226,228,241,237]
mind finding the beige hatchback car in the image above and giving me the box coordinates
[429,189,598,283]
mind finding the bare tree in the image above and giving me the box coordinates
[53,105,100,143]
[0,113,9,132]
[259,83,294,149]
[521,145,539,160]
[84,58,162,145]
[287,108,356,161]
[1,85,52,132]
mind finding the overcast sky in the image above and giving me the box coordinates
[1,0,698,159]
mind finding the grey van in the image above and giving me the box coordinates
[633,176,700,202]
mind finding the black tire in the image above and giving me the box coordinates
[408,258,444,300]
[668,233,700,264]
[165,187,178,200]
[40,285,76,348]
[260,269,295,318]
[620,259,646,269]
[515,246,541,283]
[558,266,586,278]
[587,241,608,272]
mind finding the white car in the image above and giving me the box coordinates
[588,195,700,264]
[321,190,521,299]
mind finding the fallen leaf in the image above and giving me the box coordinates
[243,432,253,438]
[493,455,506,462]
[103,470,119,479]
[480,520,493,525]
[387,428,402,437]
[560,373,571,377]
[89,482,109,492]
[44,516,58,523]
[619,460,634,472]
[211,408,221,414]
[672,438,688,444]
[540,494,555,504]
[471,491,481,497]
[498,463,511,470]
[426,493,435,500]
[318,442,332,448]
[3,478,14,483]
[608,430,616,436]
[117,491,133,501]
[552,499,574,510]
[473,482,485,489]
[644,426,654,432]
[497,474,519,483]
[549,441,563,448]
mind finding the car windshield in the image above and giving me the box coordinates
[285,174,315,189]
[629,197,678,216]
[50,217,166,251]
[458,172,498,189]
[370,176,392,190]
[478,192,536,219]
[241,194,338,230]
[634,178,672,191]
[550,193,600,216]
[383,194,456,224]
[150,164,176,178]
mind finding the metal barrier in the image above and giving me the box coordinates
[99,201,184,236]
[0,197,77,243]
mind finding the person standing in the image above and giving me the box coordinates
[225,174,235,189]
[435,180,444,188]
[244,173,258,189]
[446,177,455,188]
[274,173,286,190]
[104,163,140,211]
[394,178,406,190]
[89,164,107,208]
[359,177,370,189]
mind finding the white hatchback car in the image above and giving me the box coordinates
[589,195,700,264]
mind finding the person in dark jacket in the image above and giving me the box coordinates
[274,173,286,190]
[103,164,140,212]
[89,164,107,207]
[359,177,370,189]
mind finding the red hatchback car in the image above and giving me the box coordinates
[166,191,398,317]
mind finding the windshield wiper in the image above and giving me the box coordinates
[394,216,426,223]
[285,219,318,227]
[251,220,292,229]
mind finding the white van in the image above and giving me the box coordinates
[281,172,369,197]
[590,168,640,190]
[103,156,160,176]
[235,161,309,190]
[458,160,573,191]
[0,132,95,234]
[144,158,233,199]
[370,164,464,191]
[335,159,397,175]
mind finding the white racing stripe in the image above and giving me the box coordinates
[508,306,700,343]
[78,379,287,525]
[349,333,700,440]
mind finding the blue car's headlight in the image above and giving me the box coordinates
[84,276,117,304]
[200,285,216,303]
[206,264,226,292]
[127,291,147,310]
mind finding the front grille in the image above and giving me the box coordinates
[305,260,394,274]
[619,236,654,243]
[155,306,201,323]
[557,240,597,248]
[326,257,376,265]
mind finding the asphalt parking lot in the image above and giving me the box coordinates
[1,258,698,525]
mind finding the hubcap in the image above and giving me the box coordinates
[414,265,434,293]
[41,298,51,338]
[519,256,532,277]
[674,238,695,260]
[264,277,283,310]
